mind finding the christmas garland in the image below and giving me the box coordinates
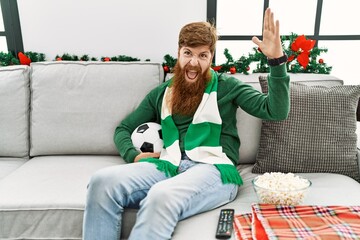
[0,52,143,67]
[163,33,332,75]
[1,33,331,74]
[54,53,144,62]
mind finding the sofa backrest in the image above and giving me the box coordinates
[0,65,30,158]
[30,62,163,156]
[6,61,342,162]
[235,73,344,164]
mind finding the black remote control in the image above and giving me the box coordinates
[215,209,234,239]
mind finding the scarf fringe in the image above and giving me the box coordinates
[139,158,178,177]
[215,164,243,185]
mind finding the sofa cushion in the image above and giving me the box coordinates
[0,65,30,158]
[357,122,360,149]
[357,99,360,121]
[30,62,163,156]
[0,155,124,239]
[234,74,343,164]
[253,76,360,181]
[0,158,28,180]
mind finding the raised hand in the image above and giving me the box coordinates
[252,8,283,59]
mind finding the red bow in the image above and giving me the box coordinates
[18,52,31,66]
[289,35,316,69]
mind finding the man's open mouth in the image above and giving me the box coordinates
[186,70,199,80]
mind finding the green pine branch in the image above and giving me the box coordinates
[0,52,19,66]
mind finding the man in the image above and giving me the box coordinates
[83,8,290,240]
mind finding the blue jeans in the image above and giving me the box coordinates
[82,157,238,240]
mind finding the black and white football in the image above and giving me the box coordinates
[131,122,163,153]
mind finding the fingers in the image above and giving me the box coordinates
[134,152,161,162]
[252,36,262,47]
[256,8,282,58]
[263,8,270,31]
[275,20,280,38]
[269,11,274,32]
[152,152,161,158]
[264,8,276,33]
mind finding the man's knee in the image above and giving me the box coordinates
[87,167,124,196]
[144,183,182,209]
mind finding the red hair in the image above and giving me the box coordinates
[178,22,218,55]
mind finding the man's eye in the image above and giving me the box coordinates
[200,54,208,59]
[184,51,191,56]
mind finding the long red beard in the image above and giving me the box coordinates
[170,62,211,116]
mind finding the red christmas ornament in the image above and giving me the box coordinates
[163,65,169,72]
[56,57,62,61]
[230,67,236,74]
[103,57,111,62]
[318,58,324,64]
[246,66,250,71]
[18,52,31,66]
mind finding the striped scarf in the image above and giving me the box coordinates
[140,70,243,185]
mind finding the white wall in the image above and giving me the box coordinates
[15,1,359,85]
[17,0,207,63]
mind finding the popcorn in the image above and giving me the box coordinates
[253,172,311,205]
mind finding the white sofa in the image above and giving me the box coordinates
[0,62,359,240]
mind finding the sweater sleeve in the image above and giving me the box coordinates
[113,84,165,163]
[232,64,290,120]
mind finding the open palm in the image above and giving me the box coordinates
[252,8,283,59]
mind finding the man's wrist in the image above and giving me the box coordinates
[267,52,288,66]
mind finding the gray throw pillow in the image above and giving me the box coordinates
[253,76,360,182]
[357,99,360,121]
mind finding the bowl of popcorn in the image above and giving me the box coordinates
[252,172,312,205]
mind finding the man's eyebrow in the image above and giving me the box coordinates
[182,48,210,55]
[199,51,211,56]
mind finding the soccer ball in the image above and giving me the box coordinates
[131,122,163,153]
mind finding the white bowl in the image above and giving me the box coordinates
[252,173,312,205]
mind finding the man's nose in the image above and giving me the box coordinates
[189,56,199,66]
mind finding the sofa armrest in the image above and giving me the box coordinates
[356,98,359,121]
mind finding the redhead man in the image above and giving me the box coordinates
[83,8,289,240]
